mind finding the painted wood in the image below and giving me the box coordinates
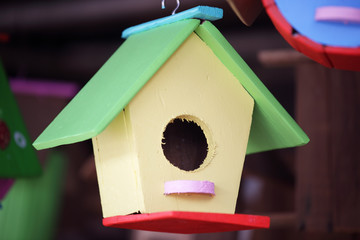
[274,0,360,47]
[33,19,200,150]
[92,111,143,217]
[128,32,254,216]
[94,32,254,217]
[34,20,308,155]
[315,6,360,24]
[164,180,215,195]
[122,6,223,39]
[195,21,309,154]
[103,211,270,234]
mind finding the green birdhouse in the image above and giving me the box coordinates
[0,62,41,178]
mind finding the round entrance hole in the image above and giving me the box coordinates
[161,116,209,171]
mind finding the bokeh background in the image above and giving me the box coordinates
[1,0,359,240]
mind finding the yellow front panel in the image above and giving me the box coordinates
[128,32,254,214]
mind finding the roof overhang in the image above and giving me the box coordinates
[33,8,309,154]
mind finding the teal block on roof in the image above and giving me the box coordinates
[122,6,223,38]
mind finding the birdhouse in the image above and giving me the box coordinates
[34,7,309,233]
[263,0,360,71]
[0,62,41,178]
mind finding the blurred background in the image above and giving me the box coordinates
[0,0,359,240]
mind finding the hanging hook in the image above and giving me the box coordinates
[161,0,180,15]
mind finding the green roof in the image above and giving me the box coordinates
[33,19,309,154]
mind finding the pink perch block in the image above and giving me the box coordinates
[164,180,215,195]
[315,6,360,24]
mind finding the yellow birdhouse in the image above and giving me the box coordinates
[34,6,308,234]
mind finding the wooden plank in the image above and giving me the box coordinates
[261,49,360,233]
[258,49,310,67]
[328,70,360,232]
[295,63,360,232]
[295,63,333,232]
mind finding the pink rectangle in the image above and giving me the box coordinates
[10,78,79,99]
[164,180,215,195]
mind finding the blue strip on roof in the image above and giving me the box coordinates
[122,6,223,39]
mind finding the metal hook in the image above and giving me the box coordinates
[161,0,180,15]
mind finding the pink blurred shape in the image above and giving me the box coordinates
[315,6,360,24]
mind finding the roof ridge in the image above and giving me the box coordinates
[122,6,223,39]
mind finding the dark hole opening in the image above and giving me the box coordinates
[162,118,208,171]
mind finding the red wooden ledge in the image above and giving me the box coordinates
[103,211,270,234]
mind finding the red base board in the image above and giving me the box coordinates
[103,211,270,234]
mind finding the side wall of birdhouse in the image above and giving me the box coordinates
[125,32,254,215]
[92,110,145,218]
